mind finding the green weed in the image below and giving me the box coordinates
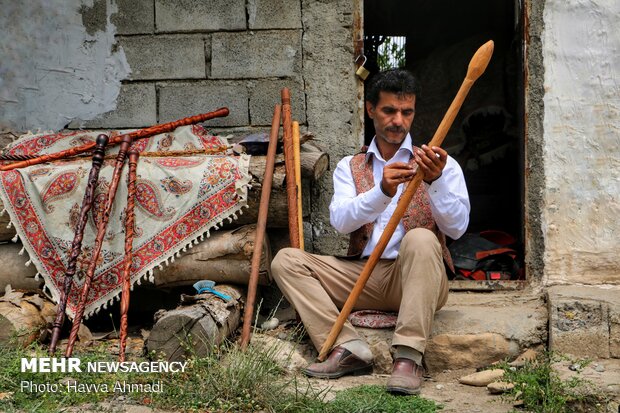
[498,352,607,413]
[324,384,441,413]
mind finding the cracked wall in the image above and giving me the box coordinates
[0,0,130,131]
[541,0,620,285]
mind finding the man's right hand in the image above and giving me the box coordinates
[380,162,415,197]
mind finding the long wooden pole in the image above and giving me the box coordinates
[281,88,300,248]
[292,121,304,250]
[240,104,281,349]
[1,107,229,171]
[119,150,139,362]
[318,40,495,361]
[65,134,134,357]
[48,134,109,355]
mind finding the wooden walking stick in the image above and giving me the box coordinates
[318,40,495,361]
[292,121,304,250]
[240,104,281,349]
[48,134,109,355]
[1,107,229,171]
[119,150,139,362]
[281,88,300,248]
[65,134,134,357]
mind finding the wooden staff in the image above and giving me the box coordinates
[318,40,495,361]
[292,121,304,250]
[1,107,230,171]
[281,88,300,248]
[240,104,281,349]
[48,134,109,355]
[119,150,139,362]
[0,153,36,161]
[65,134,134,357]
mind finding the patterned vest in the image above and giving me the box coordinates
[347,152,455,273]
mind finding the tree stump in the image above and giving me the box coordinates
[146,284,243,361]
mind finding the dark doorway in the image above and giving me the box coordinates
[363,0,524,270]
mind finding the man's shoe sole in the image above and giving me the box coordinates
[302,364,373,379]
[386,385,421,395]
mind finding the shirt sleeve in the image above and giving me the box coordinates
[425,156,470,240]
[329,156,393,234]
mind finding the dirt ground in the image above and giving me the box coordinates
[306,369,516,413]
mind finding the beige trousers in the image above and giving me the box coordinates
[271,228,449,355]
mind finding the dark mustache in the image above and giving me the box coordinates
[385,126,406,133]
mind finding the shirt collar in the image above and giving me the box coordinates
[365,133,414,163]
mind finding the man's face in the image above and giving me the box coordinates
[366,91,416,146]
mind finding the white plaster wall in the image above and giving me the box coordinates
[0,0,129,132]
[542,0,620,285]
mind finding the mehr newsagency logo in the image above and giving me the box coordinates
[19,357,188,394]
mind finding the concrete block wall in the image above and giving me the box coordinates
[72,0,361,255]
[80,0,307,130]
[548,286,620,359]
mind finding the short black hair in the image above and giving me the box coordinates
[365,69,419,106]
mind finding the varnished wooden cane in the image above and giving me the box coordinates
[48,134,109,355]
[281,88,300,248]
[240,104,281,349]
[318,40,495,361]
[65,134,134,357]
[1,107,229,171]
[119,150,139,362]
[292,121,304,250]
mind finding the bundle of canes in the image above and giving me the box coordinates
[48,134,109,355]
[317,40,495,361]
[119,150,139,362]
[281,88,301,248]
[64,134,134,357]
[240,104,281,350]
[0,107,229,171]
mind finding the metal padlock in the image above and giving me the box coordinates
[355,55,370,80]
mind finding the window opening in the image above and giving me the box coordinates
[377,36,406,70]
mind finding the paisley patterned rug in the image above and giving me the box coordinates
[0,125,250,318]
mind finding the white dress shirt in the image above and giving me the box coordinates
[329,134,470,259]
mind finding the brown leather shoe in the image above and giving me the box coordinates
[386,358,424,395]
[302,346,373,379]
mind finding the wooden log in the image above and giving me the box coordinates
[0,243,41,291]
[154,224,272,288]
[248,150,328,185]
[0,287,56,346]
[146,284,243,361]
[233,178,311,228]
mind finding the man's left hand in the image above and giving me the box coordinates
[415,145,447,184]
